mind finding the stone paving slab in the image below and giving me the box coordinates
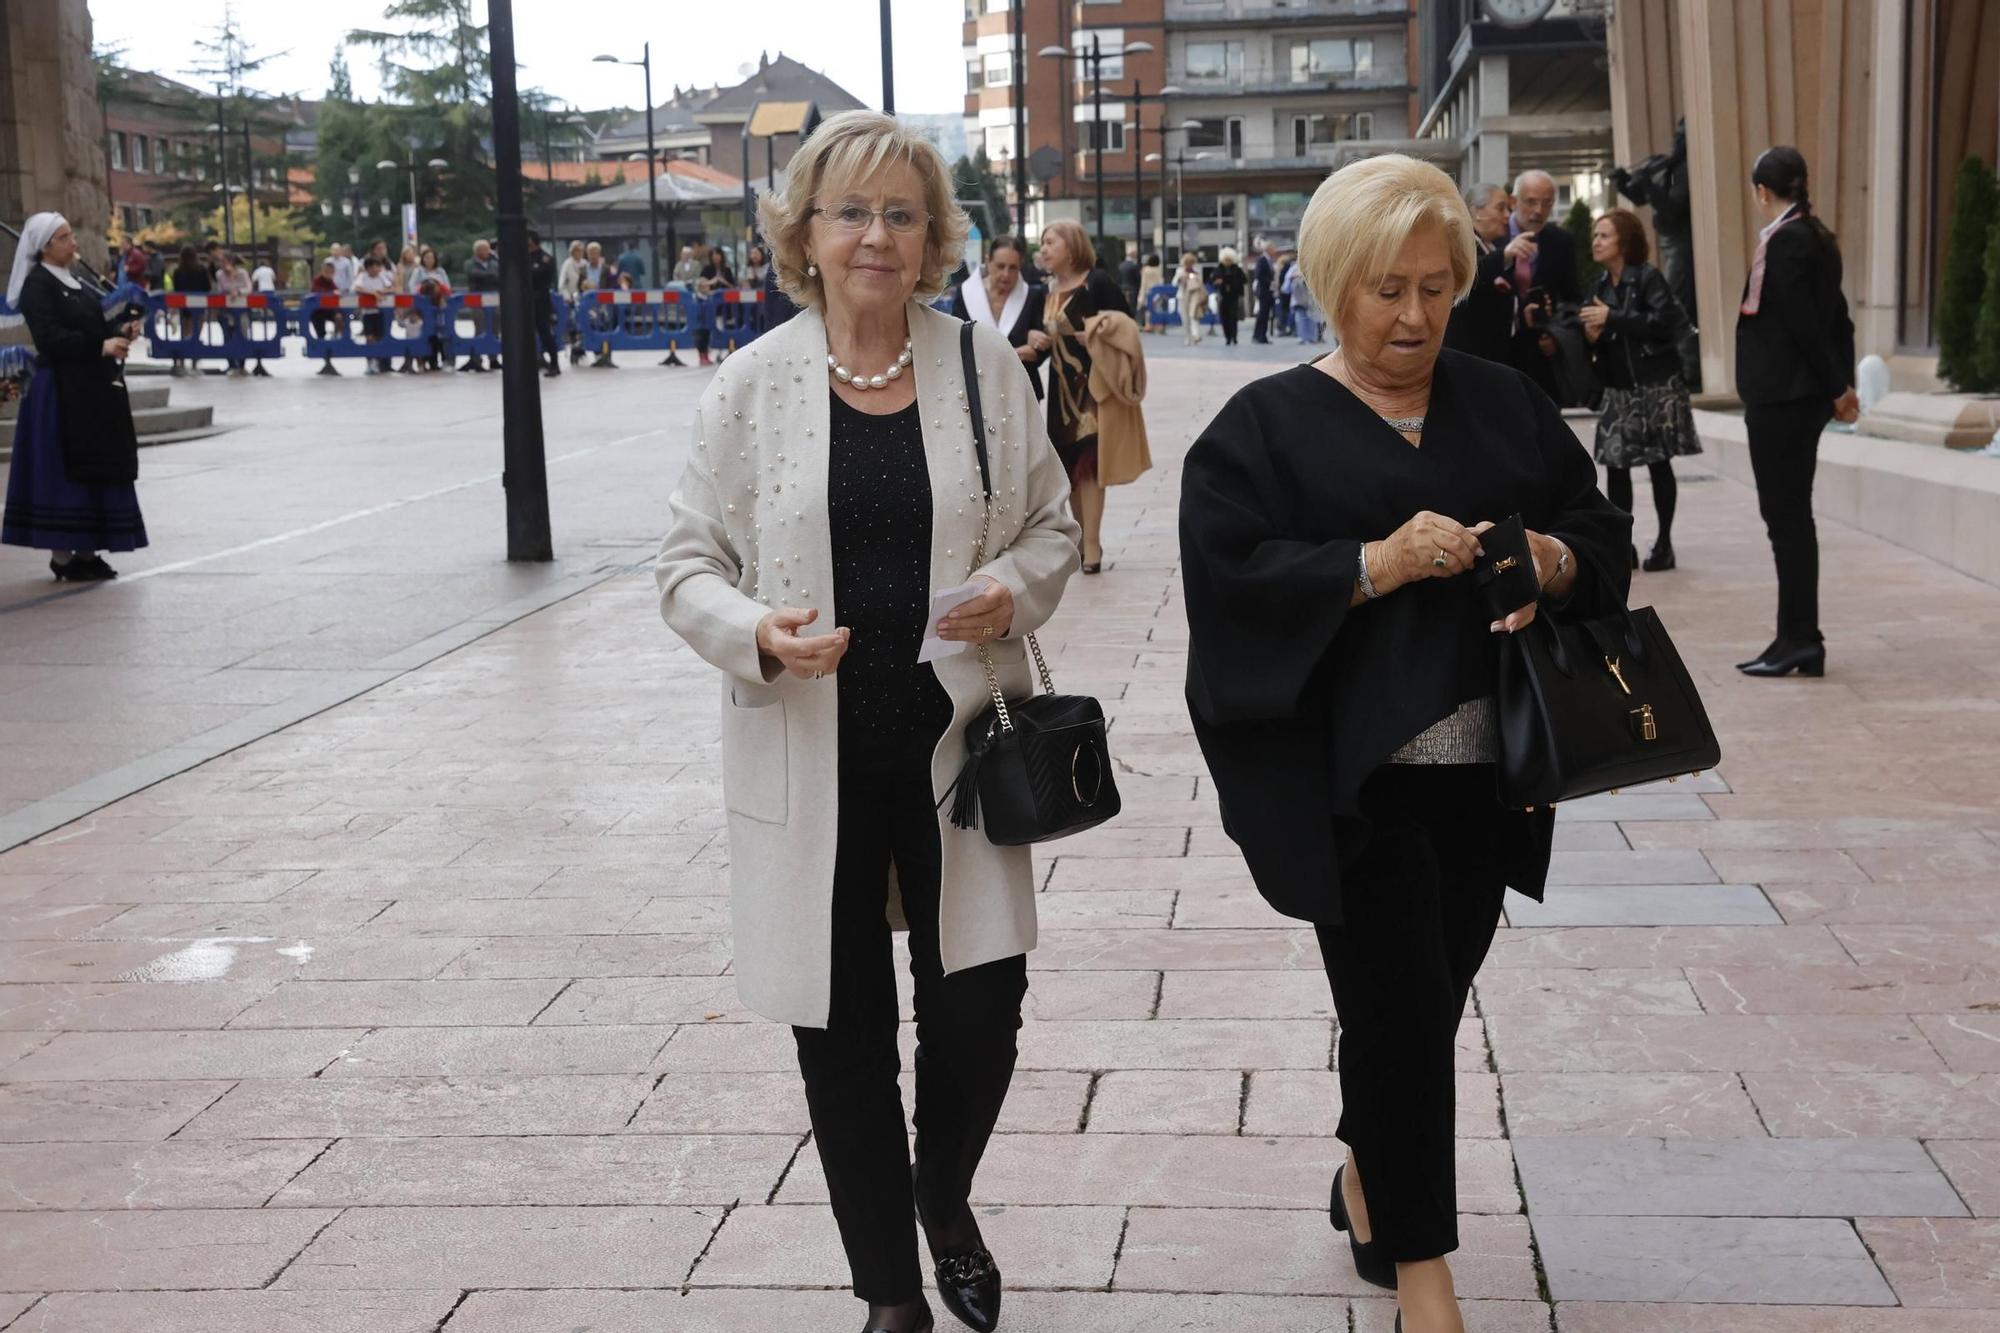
[272,1203,720,1290]
[1855,1217,2000,1307]
[1554,1303,2000,1332]
[1514,1136,1965,1217]
[0,1028,366,1081]
[0,1079,235,1142]
[0,1291,457,1333]
[173,1073,655,1138]
[0,1207,341,1291]
[1741,1072,2000,1138]
[319,1022,669,1077]
[1533,1215,1896,1304]
[1501,1072,1770,1139]
[1503,883,1780,926]
[1115,1209,1540,1298]
[269,1132,799,1208]
[1486,1013,1944,1073]
[0,1139,329,1210]
[1926,1140,2000,1215]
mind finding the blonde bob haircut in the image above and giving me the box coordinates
[1295,154,1477,327]
[1037,218,1096,277]
[759,110,970,308]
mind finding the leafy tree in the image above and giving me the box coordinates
[1970,217,2000,394]
[950,151,1012,247]
[1564,198,1600,292]
[1937,155,1997,391]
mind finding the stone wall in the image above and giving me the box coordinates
[0,0,110,296]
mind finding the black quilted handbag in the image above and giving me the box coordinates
[1497,605,1721,808]
[942,322,1121,845]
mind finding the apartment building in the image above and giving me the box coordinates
[965,0,1426,261]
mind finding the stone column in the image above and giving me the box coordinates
[0,0,109,296]
[1476,54,1510,188]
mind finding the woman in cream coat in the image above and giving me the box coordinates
[656,111,1079,1333]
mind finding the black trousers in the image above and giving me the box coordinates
[1253,290,1273,341]
[1315,764,1509,1263]
[1745,397,1832,645]
[793,734,1028,1304]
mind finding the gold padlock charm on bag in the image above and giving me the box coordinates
[1628,703,1658,742]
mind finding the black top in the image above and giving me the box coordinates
[1179,350,1632,924]
[1214,264,1247,317]
[948,278,1047,400]
[828,392,955,743]
[173,262,212,294]
[528,248,557,311]
[1587,262,1687,389]
[1444,238,1514,367]
[19,265,140,486]
[1735,215,1854,407]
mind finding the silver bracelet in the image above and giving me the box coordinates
[1356,543,1381,600]
[1552,541,1571,585]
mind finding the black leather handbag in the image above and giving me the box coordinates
[1496,605,1720,808]
[942,322,1121,845]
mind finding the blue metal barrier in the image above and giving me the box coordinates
[571,289,694,356]
[296,292,404,371]
[440,292,502,361]
[704,288,764,354]
[146,291,288,365]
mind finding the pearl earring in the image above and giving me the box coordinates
[807,262,818,277]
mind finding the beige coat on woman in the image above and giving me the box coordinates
[655,301,1082,1027]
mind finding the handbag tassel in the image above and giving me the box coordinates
[946,753,983,831]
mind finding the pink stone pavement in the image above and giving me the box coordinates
[3,347,1998,1329]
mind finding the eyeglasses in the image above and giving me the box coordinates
[811,203,930,234]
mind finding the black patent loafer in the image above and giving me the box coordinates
[934,1248,1000,1332]
[1329,1164,1397,1289]
[1737,642,1825,678]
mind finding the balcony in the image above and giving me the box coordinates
[1169,64,1410,97]
[1166,0,1410,28]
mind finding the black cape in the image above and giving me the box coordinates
[18,264,140,487]
[1179,351,1633,923]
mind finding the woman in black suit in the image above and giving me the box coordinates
[1180,155,1629,1333]
[1213,247,1248,346]
[1734,146,1858,678]
[949,235,1046,400]
[1,213,147,580]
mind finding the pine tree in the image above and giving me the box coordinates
[1937,155,1998,390]
[328,47,354,103]
[1970,216,2000,394]
[1564,198,1600,292]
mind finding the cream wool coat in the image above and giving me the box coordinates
[656,300,1082,1028]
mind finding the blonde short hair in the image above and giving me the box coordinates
[759,110,969,308]
[1038,218,1095,276]
[1295,154,1476,326]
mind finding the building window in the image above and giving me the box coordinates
[1183,40,1241,83]
[110,132,127,170]
[154,137,170,175]
[1083,119,1126,153]
[1290,37,1374,83]
[984,125,1018,159]
[1292,115,1338,155]
[984,51,1012,86]
[1354,112,1374,140]
[121,206,137,232]
[967,58,982,93]
[132,136,149,173]
[1186,117,1243,157]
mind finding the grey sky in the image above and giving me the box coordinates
[87,0,964,116]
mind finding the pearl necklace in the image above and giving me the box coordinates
[828,338,913,391]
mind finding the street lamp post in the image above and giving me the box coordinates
[490,0,554,562]
[377,148,451,249]
[241,115,258,263]
[1039,35,1153,261]
[594,45,660,287]
[1142,121,1204,261]
[1120,84,1182,265]
[1151,146,1215,261]
[208,89,232,248]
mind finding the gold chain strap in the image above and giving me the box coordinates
[965,480,1053,737]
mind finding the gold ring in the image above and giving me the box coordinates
[1433,548,1449,569]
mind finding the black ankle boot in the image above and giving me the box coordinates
[1738,640,1825,678]
[1642,541,1675,572]
[1329,1163,1397,1289]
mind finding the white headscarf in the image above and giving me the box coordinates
[5,212,67,324]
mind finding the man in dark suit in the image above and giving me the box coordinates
[1503,169,1579,402]
[1444,182,1515,366]
[1250,239,1277,344]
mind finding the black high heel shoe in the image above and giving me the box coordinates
[49,555,115,583]
[1737,641,1825,678]
[864,1296,935,1333]
[1641,542,1675,572]
[915,1167,1001,1331]
[1328,1163,1397,1289]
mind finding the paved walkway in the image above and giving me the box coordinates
[2,344,1998,1330]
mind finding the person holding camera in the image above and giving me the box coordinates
[2,213,148,580]
[1503,170,1579,403]
[1581,209,1700,573]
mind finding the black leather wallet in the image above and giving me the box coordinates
[1473,513,1539,618]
